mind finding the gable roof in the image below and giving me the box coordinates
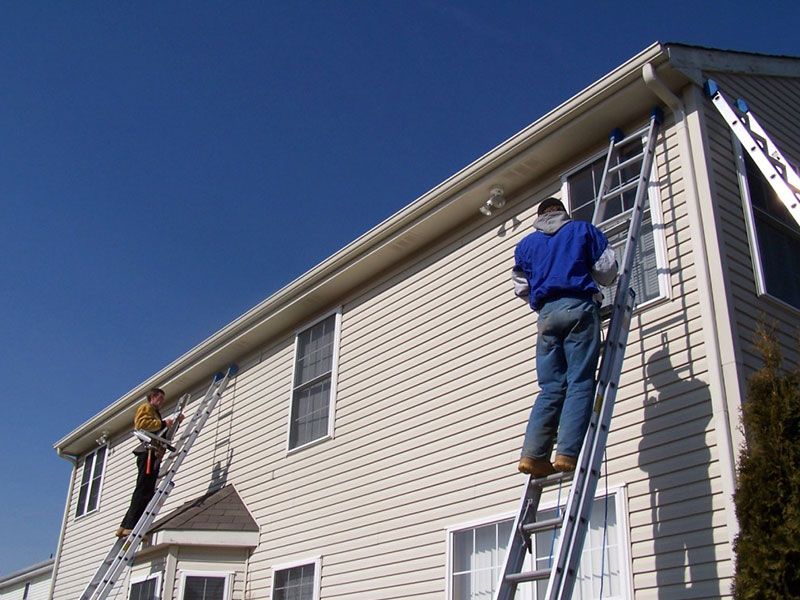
[149,484,258,533]
[54,42,800,457]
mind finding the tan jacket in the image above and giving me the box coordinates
[134,401,165,432]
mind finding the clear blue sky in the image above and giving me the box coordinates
[1,1,797,575]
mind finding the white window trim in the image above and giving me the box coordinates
[270,556,322,600]
[734,138,800,315]
[176,570,233,600]
[445,485,633,600]
[130,572,163,600]
[285,308,342,454]
[75,444,108,519]
[560,131,671,311]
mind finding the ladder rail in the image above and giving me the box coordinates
[705,79,800,227]
[79,367,237,600]
[545,110,661,600]
[494,107,662,600]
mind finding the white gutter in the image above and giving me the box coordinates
[642,63,740,545]
[55,43,670,455]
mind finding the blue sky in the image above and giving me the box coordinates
[1,1,798,575]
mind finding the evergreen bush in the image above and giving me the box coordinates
[733,326,800,599]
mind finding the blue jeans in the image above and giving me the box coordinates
[521,296,600,460]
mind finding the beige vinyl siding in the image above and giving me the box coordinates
[52,110,733,598]
[0,573,52,600]
[701,71,800,373]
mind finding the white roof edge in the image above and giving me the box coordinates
[54,41,670,453]
[0,559,54,588]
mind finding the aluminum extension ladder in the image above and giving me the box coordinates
[79,365,238,600]
[494,108,663,600]
[704,79,800,228]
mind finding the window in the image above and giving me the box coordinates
[75,444,107,517]
[271,558,321,600]
[130,575,161,600]
[179,573,230,600]
[448,492,630,600]
[288,312,340,451]
[563,129,668,309]
[738,149,800,309]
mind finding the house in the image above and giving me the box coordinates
[0,559,54,600]
[50,42,800,599]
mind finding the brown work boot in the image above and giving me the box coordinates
[553,454,577,472]
[115,527,132,538]
[518,456,556,477]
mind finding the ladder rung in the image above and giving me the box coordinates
[531,470,574,487]
[612,129,644,149]
[607,151,644,175]
[505,569,552,584]
[522,516,563,535]
[600,178,639,201]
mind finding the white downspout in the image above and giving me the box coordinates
[642,63,740,546]
[49,449,79,600]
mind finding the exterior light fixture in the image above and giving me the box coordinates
[479,186,506,216]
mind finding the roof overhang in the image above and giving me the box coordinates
[0,559,54,589]
[60,41,783,456]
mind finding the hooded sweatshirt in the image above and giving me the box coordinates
[512,211,618,311]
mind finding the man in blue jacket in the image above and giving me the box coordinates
[512,197,618,477]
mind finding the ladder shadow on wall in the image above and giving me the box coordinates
[638,346,719,597]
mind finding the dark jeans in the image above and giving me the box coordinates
[522,297,600,460]
[120,452,158,529]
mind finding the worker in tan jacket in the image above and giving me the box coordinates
[116,388,183,537]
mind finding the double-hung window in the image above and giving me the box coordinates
[447,491,631,600]
[130,574,161,600]
[271,558,321,600]
[75,444,107,517]
[178,572,231,600]
[288,311,341,451]
[563,128,668,309]
[737,148,800,309]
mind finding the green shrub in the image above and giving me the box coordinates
[733,327,800,599]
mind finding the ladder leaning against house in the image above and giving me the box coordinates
[705,79,800,229]
[493,107,663,600]
[79,365,238,600]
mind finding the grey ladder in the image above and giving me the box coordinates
[79,365,238,600]
[704,79,800,228]
[494,108,663,600]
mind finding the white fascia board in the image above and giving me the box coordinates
[149,530,259,548]
[55,42,675,456]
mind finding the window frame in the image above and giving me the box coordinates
[270,556,322,600]
[560,129,671,311]
[734,138,800,314]
[129,572,162,600]
[75,443,108,518]
[445,486,633,600]
[177,570,232,600]
[285,308,342,454]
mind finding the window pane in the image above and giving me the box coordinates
[130,578,157,600]
[567,142,662,309]
[290,379,331,448]
[451,521,523,600]
[88,446,106,512]
[183,576,225,600]
[273,564,315,600]
[744,155,800,308]
[75,453,94,517]
[294,315,336,387]
[532,496,619,599]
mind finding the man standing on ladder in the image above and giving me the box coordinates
[116,387,183,537]
[512,197,617,478]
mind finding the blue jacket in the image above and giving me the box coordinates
[513,212,617,311]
